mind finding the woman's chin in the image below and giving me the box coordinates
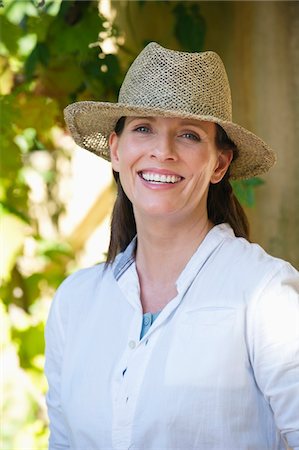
[134,201,180,219]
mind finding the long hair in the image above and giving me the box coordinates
[106,117,249,264]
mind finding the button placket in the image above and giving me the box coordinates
[112,329,161,450]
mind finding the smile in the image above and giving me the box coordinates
[138,171,183,184]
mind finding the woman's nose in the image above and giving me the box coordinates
[150,136,177,161]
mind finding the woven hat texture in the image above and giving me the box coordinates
[64,42,276,180]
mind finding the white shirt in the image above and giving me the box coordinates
[45,224,299,450]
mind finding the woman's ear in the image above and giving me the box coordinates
[109,132,120,172]
[211,149,233,184]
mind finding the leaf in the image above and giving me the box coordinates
[25,12,55,42]
[0,55,14,94]
[232,178,265,208]
[12,322,45,369]
[14,94,59,135]
[0,15,22,55]
[47,2,104,60]
[4,173,30,218]
[173,3,206,52]
[23,273,44,306]
[0,210,28,282]
[0,93,20,136]
[37,239,73,260]
[0,201,30,223]
[24,42,50,79]
[0,136,22,175]
[34,57,84,102]
[97,53,122,90]
[2,0,38,25]
[24,47,38,80]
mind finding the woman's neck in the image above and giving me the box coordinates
[134,213,213,313]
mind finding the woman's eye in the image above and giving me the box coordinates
[182,132,200,141]
[134,125,151,133]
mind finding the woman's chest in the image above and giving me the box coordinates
[61,303,250,424]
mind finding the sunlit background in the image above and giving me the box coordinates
[1,0,298,448]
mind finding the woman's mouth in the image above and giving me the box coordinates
[138,171,183,184]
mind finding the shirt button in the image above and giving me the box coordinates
[128,340,136,349]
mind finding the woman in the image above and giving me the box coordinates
[45,43,299,450]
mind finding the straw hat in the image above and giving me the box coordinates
[64,42,276,180]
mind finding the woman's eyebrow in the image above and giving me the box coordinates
[177,120,205,128]
[126,116,154,123]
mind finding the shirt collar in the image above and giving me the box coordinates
[175,223,234,293]
[113,224,234,283]
[113,236,137,281]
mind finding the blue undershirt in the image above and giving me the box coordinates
[140,311,161,339]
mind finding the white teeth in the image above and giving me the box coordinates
[140,172,181,183]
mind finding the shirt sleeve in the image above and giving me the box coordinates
[45,282,71,449]
[248,262,299,449]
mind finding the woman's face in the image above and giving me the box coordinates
[109,116,232,223]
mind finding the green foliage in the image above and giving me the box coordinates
[12,322,45,370]
[173,3,206,51]
[0,1,120,447]
[231,178,264,208]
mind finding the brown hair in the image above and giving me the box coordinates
[106,117,249,264]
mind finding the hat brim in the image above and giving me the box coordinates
[64,101,276,180]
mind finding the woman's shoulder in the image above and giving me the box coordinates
[52,261,116,308]
[59,262,106,290]
[52,250,126,304]
[47,261,120,332]
[220,228,299,289]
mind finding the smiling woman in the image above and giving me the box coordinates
[45,43,299,450]
[110,116,230,222]
[106,116,248,264]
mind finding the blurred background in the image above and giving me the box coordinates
[1,0,298,448]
